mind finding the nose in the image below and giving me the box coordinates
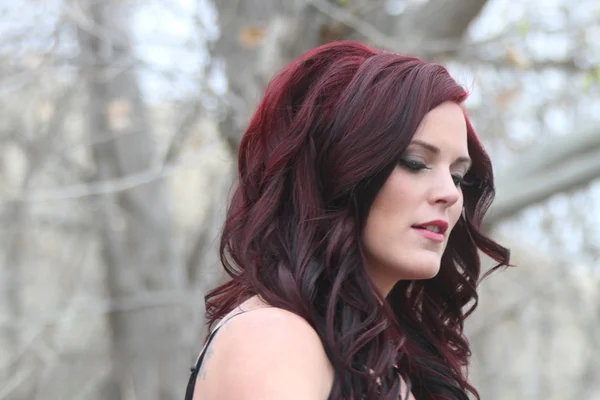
[429,172,461,207]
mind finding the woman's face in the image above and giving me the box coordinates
[362,102,471,296]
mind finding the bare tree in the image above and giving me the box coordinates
[1,1,599,399]
[76,1,189,398]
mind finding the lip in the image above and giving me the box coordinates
[411,220,448,243]
[412,220,448,234]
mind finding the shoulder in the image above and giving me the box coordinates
[195,307,334,400]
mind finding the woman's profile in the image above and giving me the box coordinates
[185,40,510,400]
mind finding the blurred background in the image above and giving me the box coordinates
[0,0,599,399]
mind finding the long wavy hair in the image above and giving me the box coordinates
[205,41,510,400]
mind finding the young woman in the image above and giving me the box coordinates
[185,40,510,400]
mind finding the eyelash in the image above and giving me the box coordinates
[398,159,429,172]
[398,158,465,187]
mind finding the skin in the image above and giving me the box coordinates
[193,101,468,399]
[362,101,471,297]
[192,297,335,400]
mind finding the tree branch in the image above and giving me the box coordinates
[396,0,490,57]
[486,129,600,226]
[14,151,210,203]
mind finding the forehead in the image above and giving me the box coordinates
[412,102,468,153]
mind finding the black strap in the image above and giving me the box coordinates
[184,309,256,400]
[184,325,220,400]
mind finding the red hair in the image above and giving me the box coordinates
[205,41,510,399]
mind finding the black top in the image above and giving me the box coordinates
[184,309,254,400]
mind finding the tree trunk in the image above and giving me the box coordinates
[211,0,332,151]
[0,201,26,398]
[76,1,189,398]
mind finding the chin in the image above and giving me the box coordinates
[366,253,442,284]
[400,266,440,280]
[418,264,441,279]
[397,255,442,280]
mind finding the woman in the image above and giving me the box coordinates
[186,40,510,400]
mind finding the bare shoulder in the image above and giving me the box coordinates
[194,307,334,400]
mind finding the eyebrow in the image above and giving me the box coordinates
[409,139,472,167]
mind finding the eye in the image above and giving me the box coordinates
[398,158,430,172]
[459,177,479,188]
[452,174,464,186]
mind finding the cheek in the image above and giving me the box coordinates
[362,192,406,251]
[368,178,410,223]
[363,205,394,246]
[450,196,464,229]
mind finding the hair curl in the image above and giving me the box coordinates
[205,40,510,400]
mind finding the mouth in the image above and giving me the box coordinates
[411,220,448,243]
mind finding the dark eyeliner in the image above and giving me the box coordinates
[398,158,430,172]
